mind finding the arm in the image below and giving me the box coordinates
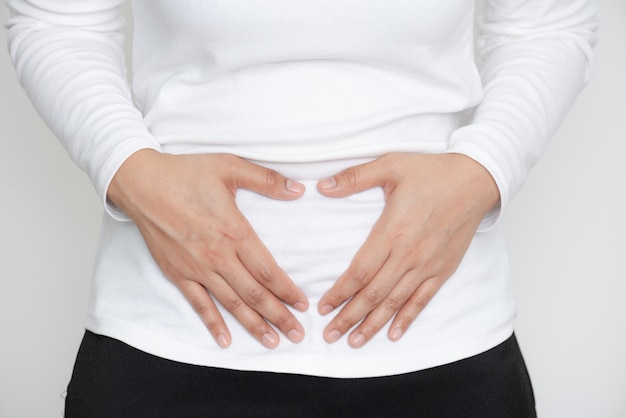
[448,0,598,230]
[6,0,160,218]
[6,0,309,349]
[317,0,598,348]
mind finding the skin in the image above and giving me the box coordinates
[107,150,309,349]
[316,152,500,348]
[108,150,499,349]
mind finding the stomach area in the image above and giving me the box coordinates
[235,159,386,301]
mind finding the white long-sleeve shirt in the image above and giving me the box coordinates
[6,0,597,377]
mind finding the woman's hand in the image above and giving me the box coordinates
[107,150,309,349]
[316,153,500,348]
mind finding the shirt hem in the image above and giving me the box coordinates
[85,315,514,379]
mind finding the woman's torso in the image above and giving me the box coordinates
[86,0,516,377]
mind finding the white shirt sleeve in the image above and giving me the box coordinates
[6,1,598,226]
[447,0,598,230]
[6,0,161,221]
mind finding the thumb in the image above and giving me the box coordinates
[317,159,386,198]
[234,159,305,201]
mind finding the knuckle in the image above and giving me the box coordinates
[334,316,356,332]
[362,286,382,305]
[186,238,227,268]
[201,246,223,266]
[325,296,345,309]
[246,287,268,306]
[382,295,404,311]
[222,222,250,242]
[272,314,291,330]
[342,166,361,187]
[256,265,275,284]
[203,317,223,333]
[351,267,371,286]
[358,323,378,337]
[190,296,213,316]
[394,312,415,329]
[275,287,295,304]
[384,225,407,243]
[185,238,207,259]
[160,263,179,282]
[223,296,244,312]
[264,169,281,190]
[248,321,269,338]
[410,293,430,311]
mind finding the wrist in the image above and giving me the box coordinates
[447,153,500,217]
[107,148,164,213]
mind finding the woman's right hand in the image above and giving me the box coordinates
[107,150,309,349]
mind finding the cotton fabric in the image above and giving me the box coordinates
[6,0,597,378]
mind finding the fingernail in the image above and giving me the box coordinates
[326,330,341,344]
[286,179,305,193]
[217,333,229,348]
[390,327,404,341]
[262,332,278,349]
[319,304,334,315]
[318,176,337,190]
[293,301,308,312]
[288,329,304,343]
[350,333,366,348]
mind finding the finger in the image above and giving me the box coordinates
[318,225,391,316]
[213,263,305,345]
[177,279,232,349]
[230,157,305,200]
[388,277,441,342]
[345,270,423,348]
[237,240,309,312]
[317,157,389,198]
[322,255,406,344]
[206,276,282,349]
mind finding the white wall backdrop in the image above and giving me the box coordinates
[502,1,626,416]
[1,1,624,417]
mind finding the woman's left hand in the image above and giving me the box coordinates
[316,153,500,348]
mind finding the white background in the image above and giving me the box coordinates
[1,1,624,417]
